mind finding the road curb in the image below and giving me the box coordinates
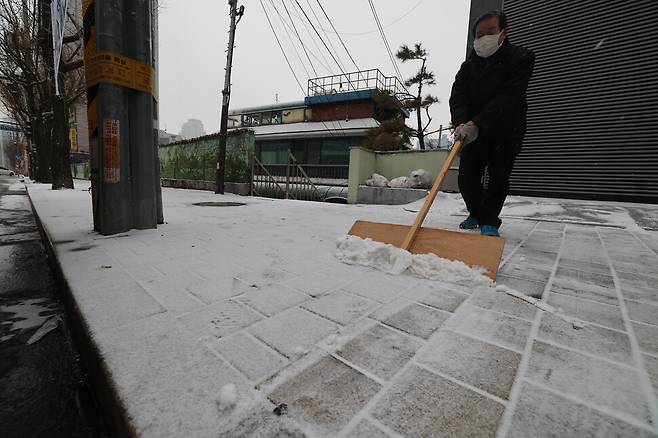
[26,185,136,438]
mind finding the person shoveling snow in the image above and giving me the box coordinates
[450,10,535,237]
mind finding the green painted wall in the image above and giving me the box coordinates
[348,147,376,204]
[376,149,457,181]
[159,129,255,183]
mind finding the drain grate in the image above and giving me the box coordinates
[193,201,246,207]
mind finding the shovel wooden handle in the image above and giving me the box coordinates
[401,139,464,250]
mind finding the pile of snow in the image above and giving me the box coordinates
[365,173,389,187]
[365,169,431,189]
[389,176,414,188]
[410,169,431,188]
[335,235,491,287]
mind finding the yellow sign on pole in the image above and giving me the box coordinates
[69,127,78,151]
[85,51,156,96]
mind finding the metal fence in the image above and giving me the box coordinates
[308,69,408,98]
[253,163,348,181]
[251,151,348,202]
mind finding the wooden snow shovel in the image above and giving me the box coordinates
[347,139,505,280]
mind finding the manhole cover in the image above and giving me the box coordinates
[193,201,246,207]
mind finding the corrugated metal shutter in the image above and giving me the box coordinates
[503,0,658,203]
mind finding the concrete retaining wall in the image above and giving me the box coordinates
[356,185,428,205]
[348,147,460,204]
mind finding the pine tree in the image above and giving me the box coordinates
[396,43,439,150]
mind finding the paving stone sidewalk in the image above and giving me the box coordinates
[26,181,658,437]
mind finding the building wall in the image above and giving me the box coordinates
[504,0,658,203]
[70,101,90,153]
[468,0,658,203]
[310,100,376,122]
[282,108,307,124]
[66,0,90,155]
[0,124,23,170]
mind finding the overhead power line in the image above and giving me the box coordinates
[268,0,311,78]
[269,0,331,72]
[290,0,333,74]
[306,0,347,72]
[315,0,360,72]
[367,0,404,83]
[293,0,356,90]
[260,0,339,137]
[321,0,425,36]
[280,0,319,77]
[260,0,306,95]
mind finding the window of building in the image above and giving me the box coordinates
[320,137,356,165]
[258,141,289,164]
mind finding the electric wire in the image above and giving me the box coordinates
[305,0,347,72]
[367,0,404,83]
[321,0,425,36]
[315,0,360,72]
[280,0,319,77]
[268,0,311,78]
[260,0,339,138]
[260,0,306,95]
[293,0,356,91]
[289,0,333,75]
[269,0,332,73]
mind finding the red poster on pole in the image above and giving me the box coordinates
[103,119,120,183]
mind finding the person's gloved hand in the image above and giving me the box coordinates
[454,121,479,145]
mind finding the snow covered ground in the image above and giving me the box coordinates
[25,180,658,437]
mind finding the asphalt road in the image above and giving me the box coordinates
[0,176,106,438]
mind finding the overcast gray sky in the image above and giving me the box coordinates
[158,0,470,136]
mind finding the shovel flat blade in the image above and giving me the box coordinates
[348,220,505,280]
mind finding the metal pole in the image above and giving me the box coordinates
[216,0,241,194]
[285,150,290,199]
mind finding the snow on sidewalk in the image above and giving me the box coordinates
[26,180,658,437]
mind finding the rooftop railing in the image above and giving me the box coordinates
[307,69,409,98]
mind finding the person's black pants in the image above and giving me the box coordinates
[457,139,519,228]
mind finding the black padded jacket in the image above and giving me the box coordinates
[449,39,535,144]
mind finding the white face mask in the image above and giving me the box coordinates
[473,33,502,58]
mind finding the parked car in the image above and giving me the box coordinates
[0,166,15,176]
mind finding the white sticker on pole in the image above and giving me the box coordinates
[51,0,68,95]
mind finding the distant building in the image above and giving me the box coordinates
[66,0,90,157]
[0,121,24,171]
[69,101,89,154]
[180,118,206,139]
[158,130,183,146]
[228,69,409,181]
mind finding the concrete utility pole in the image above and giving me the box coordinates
[83,0,162,235]
[93,0,133,234]
[216,0,244,194]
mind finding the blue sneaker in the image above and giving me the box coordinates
[459,216,479,229]
[480,225,500,237]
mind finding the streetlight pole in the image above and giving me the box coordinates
[216,0,244,194]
